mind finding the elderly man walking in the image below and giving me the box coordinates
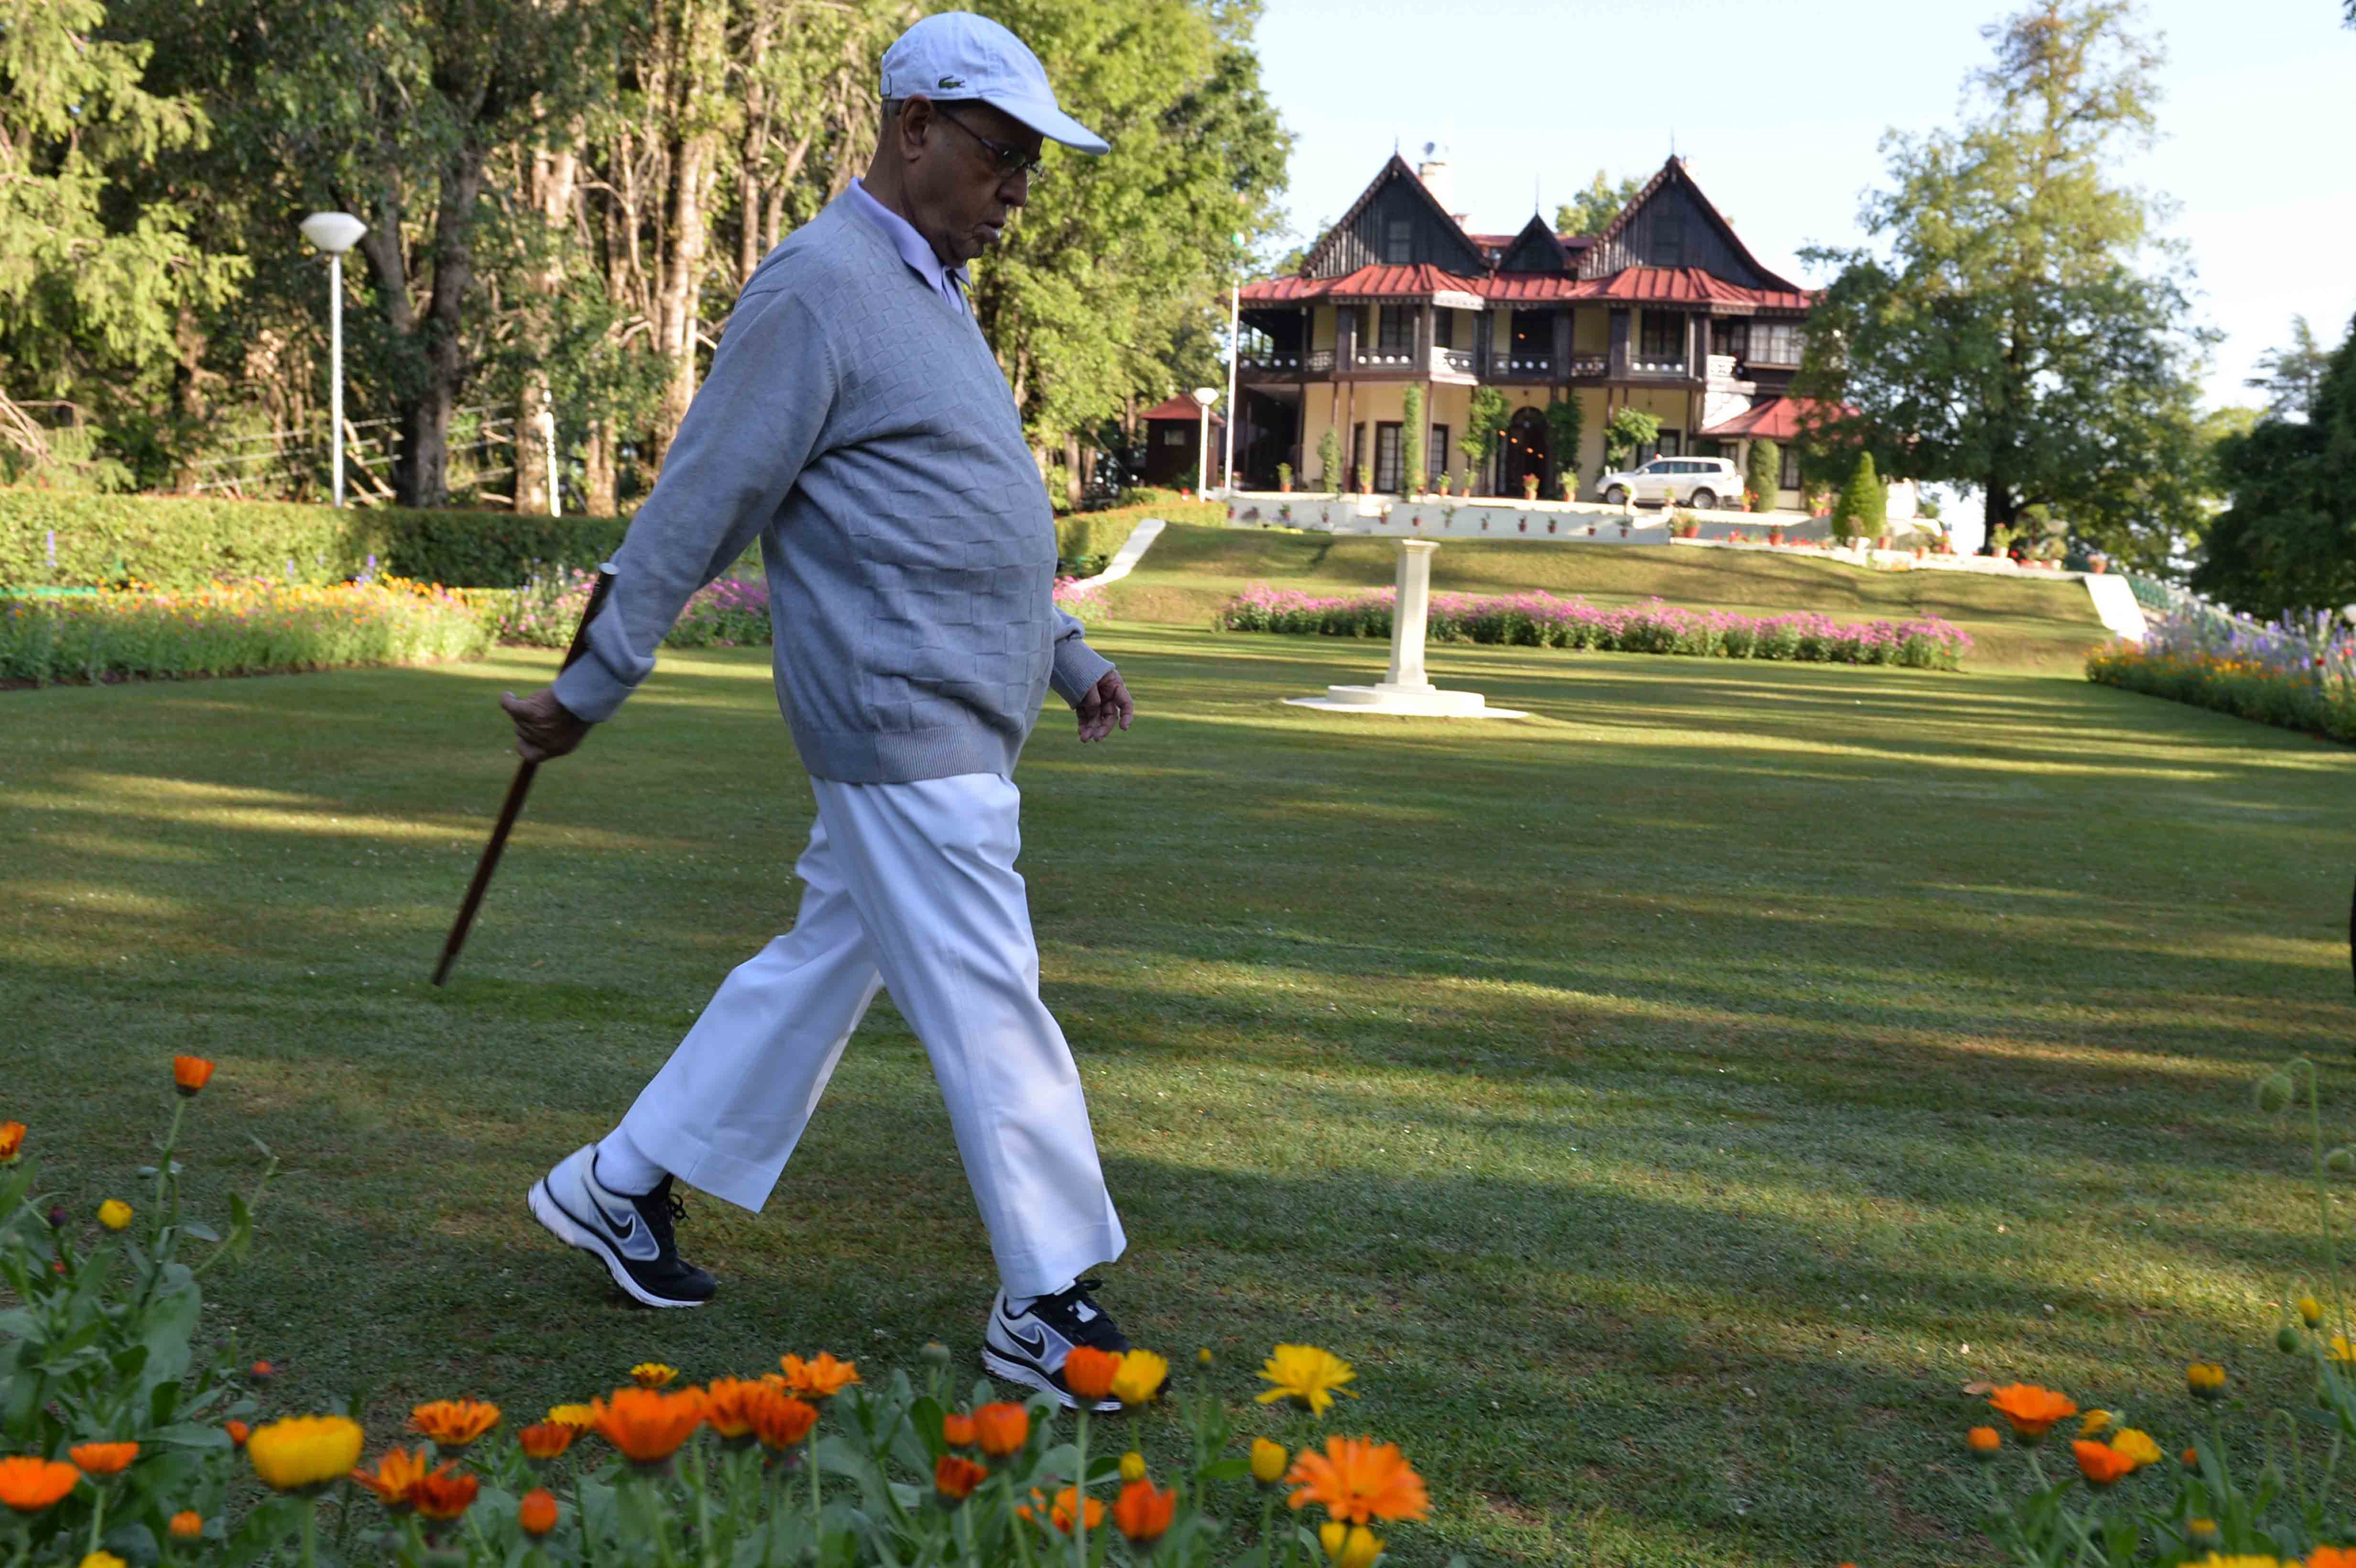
[502,11,1135,1409]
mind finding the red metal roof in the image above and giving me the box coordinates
[1325,263,1487,302]
[1245,263,1815,311]
[1697,396,1846,441]
[1140,394,1223,423]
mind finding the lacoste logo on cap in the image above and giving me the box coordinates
[938,74,964,88]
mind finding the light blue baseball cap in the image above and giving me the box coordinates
[880,12,1109,156]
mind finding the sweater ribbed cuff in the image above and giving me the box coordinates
[551,657,632,725]
[1048,637,1114,707]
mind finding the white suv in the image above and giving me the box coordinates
[1597,456,1741,510]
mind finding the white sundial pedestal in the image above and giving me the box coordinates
[1285,539,1526,719]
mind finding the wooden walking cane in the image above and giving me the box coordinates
[432,564,618,986]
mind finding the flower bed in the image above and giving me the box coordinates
[0,1068,1458,1567]
[0,578,491,686]
[495,567,1112,650]
[2087,603,2356,743]
[1216,584,1972,670]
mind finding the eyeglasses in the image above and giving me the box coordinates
[932,106,1045,181]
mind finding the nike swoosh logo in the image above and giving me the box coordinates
[1005,1323,1049,1361]
[594,1191,659,1262]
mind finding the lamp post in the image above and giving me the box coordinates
[1189,386,1220,498]
[299,212,368,507]
[1222,231,1242,494]
[534,396,561,517]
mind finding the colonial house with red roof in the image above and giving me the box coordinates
[1236,152,1822,508]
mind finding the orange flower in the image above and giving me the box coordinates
[0,1457,80,1513]
[973,1402,1030,1458]
[0,1122,24,1163]
[590,1387,705,1466]
[250,1361,275,1381]
[350,1447,436,1511]
[749,1390,818,1453]
[173,1056,216,1096]
[1114,1478,1178,1543]
[169,1510,202,1540]
[1056,1346,1118,1402]
[409,1400,501,1449]
[1967,1426,2002,1460]
[701,1378,765,1444]
[411,1467,479,1522]
[69,1443,138,1477]
[941,1412,978,1448]
[2309,1550,2356,1568]
[934,1454,989,1504]
[1987,1384,2077,1441]
[1019,1486,1106,1535]
[2182,1448,2201,1470]
[225,1422,249,1448]
[777,1353,861,1399]
[518,1488,558,1538]
[517,1424,578,1462]
[2073,1439,2136,1486]
[1285,1436,1431,1524]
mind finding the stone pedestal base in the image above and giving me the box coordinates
[1285,682,1527,719]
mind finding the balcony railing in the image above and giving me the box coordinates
[1434,347,1477,378]
[1237,351,1306,375]
[1487,353,1553,379]
[1306,348,1334,374]
[1569,353,1608,378]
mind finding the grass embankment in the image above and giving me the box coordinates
[1105,523,2109,672]
[5,630,2351,1565]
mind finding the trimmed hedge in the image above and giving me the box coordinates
[1055,501,1224,571]
[0,490,627,591]
[2,489,1217,594]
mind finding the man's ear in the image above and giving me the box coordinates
[894,97,933,163]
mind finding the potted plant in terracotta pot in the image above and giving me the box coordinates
[1768,524,1785,546]
[1522,471,1540,501]
[1276,462,1292,493]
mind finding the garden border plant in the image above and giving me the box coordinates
[0,1065,1462,1568]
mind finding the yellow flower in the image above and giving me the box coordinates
[79,1554,129,1568]
[1112,1350,1170,1407]
[1197,1348,1214,1366]
[2078,1410,2113,1437]
[1251,1438,1290,1486]
[2189,1519,2219,1543]
[2186,1363,2228,1400]
[2299,1296,2326,1328]
[1120,1451,1147,1483]
[628,1363,678,1389]
[547,1404,595,1429]
[2330,1337,2356,1365]
[2110,1428,2162,1466]
[1255,1345,1359,1416]
[247,1416,366,1493]
[98,1200,133,1231]
[1334,1524,1382,1568]
[2187,1557,2284,1568]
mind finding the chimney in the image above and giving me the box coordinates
[1416,142,1451,215]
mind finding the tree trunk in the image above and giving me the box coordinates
[645,0,728,473]
[1062,432,1083,508]
[583,418,617,515]
[515,140,578,516]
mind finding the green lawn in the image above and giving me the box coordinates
[1105,524,2111,672]
[5,628,2352,1567]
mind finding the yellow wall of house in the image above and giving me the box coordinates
[1310,305,1336,353]
[1571,308,1606,353]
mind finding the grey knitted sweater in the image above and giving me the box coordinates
[552,195,1113,784]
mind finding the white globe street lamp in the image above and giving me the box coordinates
[299,212,368,507]
[1190,385,1220,498]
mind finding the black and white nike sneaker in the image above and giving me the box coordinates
[528,1144,716,1309]
[981,1277,1129,1410]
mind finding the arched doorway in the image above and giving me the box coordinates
[1502,406,1548,499]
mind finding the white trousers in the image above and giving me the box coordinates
[616,772,1126,1297]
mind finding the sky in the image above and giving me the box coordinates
[1249,0,2356,416]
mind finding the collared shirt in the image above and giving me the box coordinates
[848,177,969,313]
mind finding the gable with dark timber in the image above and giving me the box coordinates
[1311,179,1486,279]
[1581,180,1773,290]
[1499,219,1565,274]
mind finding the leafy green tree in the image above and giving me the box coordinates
[2192,313,2356,615]
[2246,315,2334,421]
[1317,425,1342,491]
[1796,0,2213,568]
[1400,384,1424,494]
[1457,386,1507,494]
[1828,452,1885,544]
[1745,438,1781,511]
[1602,406,1659,474]
[1544,398,1583,499]
[1554,171,1643,238]
[0,0,245,487]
